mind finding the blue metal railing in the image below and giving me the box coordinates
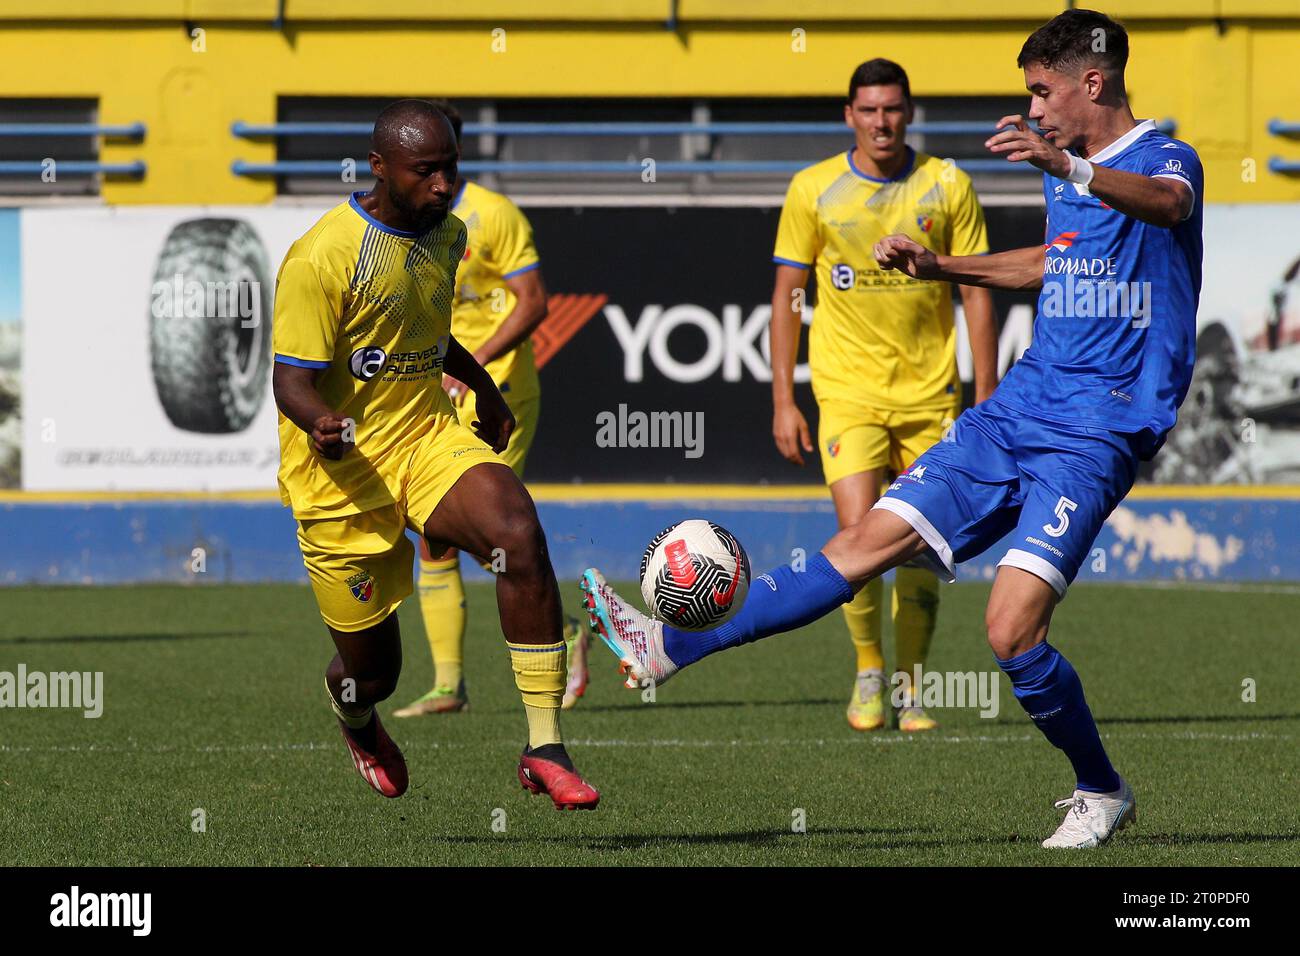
[1267,119,1300,136]
[0,161,146,176]
[1267,158,1300,174]
[232,157,1037,176]
[0,123,146,138]
[233,119,1176,139]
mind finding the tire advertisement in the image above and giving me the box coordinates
[13,201,1299,490]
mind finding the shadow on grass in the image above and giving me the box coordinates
[1096,713,1300,726]
[573,698,841,714]
[0,631,256,645]
[435,824,947,851]
[1124,831,1300,847]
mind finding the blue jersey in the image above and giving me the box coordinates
[994,119,1203,459]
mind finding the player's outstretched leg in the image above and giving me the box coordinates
[424,462,599,810]
[986,567,1135,848]
[325,612,409,798]
[581,508,926,689]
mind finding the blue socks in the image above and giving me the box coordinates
[996,641,1120,794]
[661,552,854,668]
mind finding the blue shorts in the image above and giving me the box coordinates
[873,397,1139,598]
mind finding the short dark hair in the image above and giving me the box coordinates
[428,98,463,144]
[1017,8,1128,80]
[847,58,911,103]
[371,98,454,155]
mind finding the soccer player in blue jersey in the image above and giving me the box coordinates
[581,8,1202,848]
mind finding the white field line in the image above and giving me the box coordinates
[1100,581,1300,595]
[0,729,1287,756]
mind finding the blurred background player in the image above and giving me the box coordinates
[274,100,598,807]
[394,100,590,719]
[770,59,998,732]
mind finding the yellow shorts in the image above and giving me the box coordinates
[457,391,539,478]
[817,397,961,486]
[296,417,502,633]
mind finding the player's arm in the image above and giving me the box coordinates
[985,115,1193,228]
[443,335,514,454]
[470,269,548,367]
[272,363,352,461]
[959,285,998,404]
[770,264,815,466]
[875,239,1045,291]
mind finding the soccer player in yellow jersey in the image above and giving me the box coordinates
[393,101,590,719]
[272,100,598,808]
[770,60,998,732]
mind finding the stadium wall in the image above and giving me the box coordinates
[1,486,1296,587]
[0,3,1298,204]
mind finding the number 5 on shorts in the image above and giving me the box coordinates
[1043,496,1078,538]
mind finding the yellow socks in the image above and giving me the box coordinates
[326,678,372,729]
[509,640,566,748]
[843,576,884,673]
[417,556,466,690]
[892,566,940,688]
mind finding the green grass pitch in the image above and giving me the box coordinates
[1,580,1296,866]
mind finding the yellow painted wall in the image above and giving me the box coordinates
[0,7,1297,204]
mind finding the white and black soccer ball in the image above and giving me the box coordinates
[640,520,750,631]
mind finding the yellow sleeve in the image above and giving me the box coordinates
[272,256,347,368]
[488,198,540,279]
[773,173,819,269]
[945,170,990,257]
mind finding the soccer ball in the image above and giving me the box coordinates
[639,519,750,630]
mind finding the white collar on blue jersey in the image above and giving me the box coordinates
[1082,118,1158,165]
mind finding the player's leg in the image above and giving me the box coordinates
[583,400,1022,690]
[887,404,960,732]
[820,401,891,730]
[990,422,1140,847]
[299,507,416,797]
[829,470,890,729]
[393,535,469,717]
[414,448,599,809]
[325,612,410,797]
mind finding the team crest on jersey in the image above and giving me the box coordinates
[346,570,375,603]
[916,215,934,233]
[826,436,841,458]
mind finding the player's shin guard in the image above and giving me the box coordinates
[510,641,566,748]
[418,556,466,690]
[843,577,884,673]
[996,642,1121,794]
[893,567,939,683]
[662,552,854,667]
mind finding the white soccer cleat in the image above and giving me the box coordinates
[580,568,679,689]
[1041,777,1137,849]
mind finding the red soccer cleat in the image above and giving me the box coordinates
[518,748,600,811]
[337,711,409,798]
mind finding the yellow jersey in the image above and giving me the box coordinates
[272,192,467,519]
[450,180,542,402]
[773,147,989,411]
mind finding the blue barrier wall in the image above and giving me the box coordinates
[1,491,1294,587]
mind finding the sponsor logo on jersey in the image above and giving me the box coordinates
[349,346,388,381]
[1162,159,1183,173]
[346,570,375,603]
[830,263,855,290]
[1044,231,1080,253]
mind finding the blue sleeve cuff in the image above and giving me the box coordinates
[275,354,331,369]
[772,256,812,269]
[502,261,540,279]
